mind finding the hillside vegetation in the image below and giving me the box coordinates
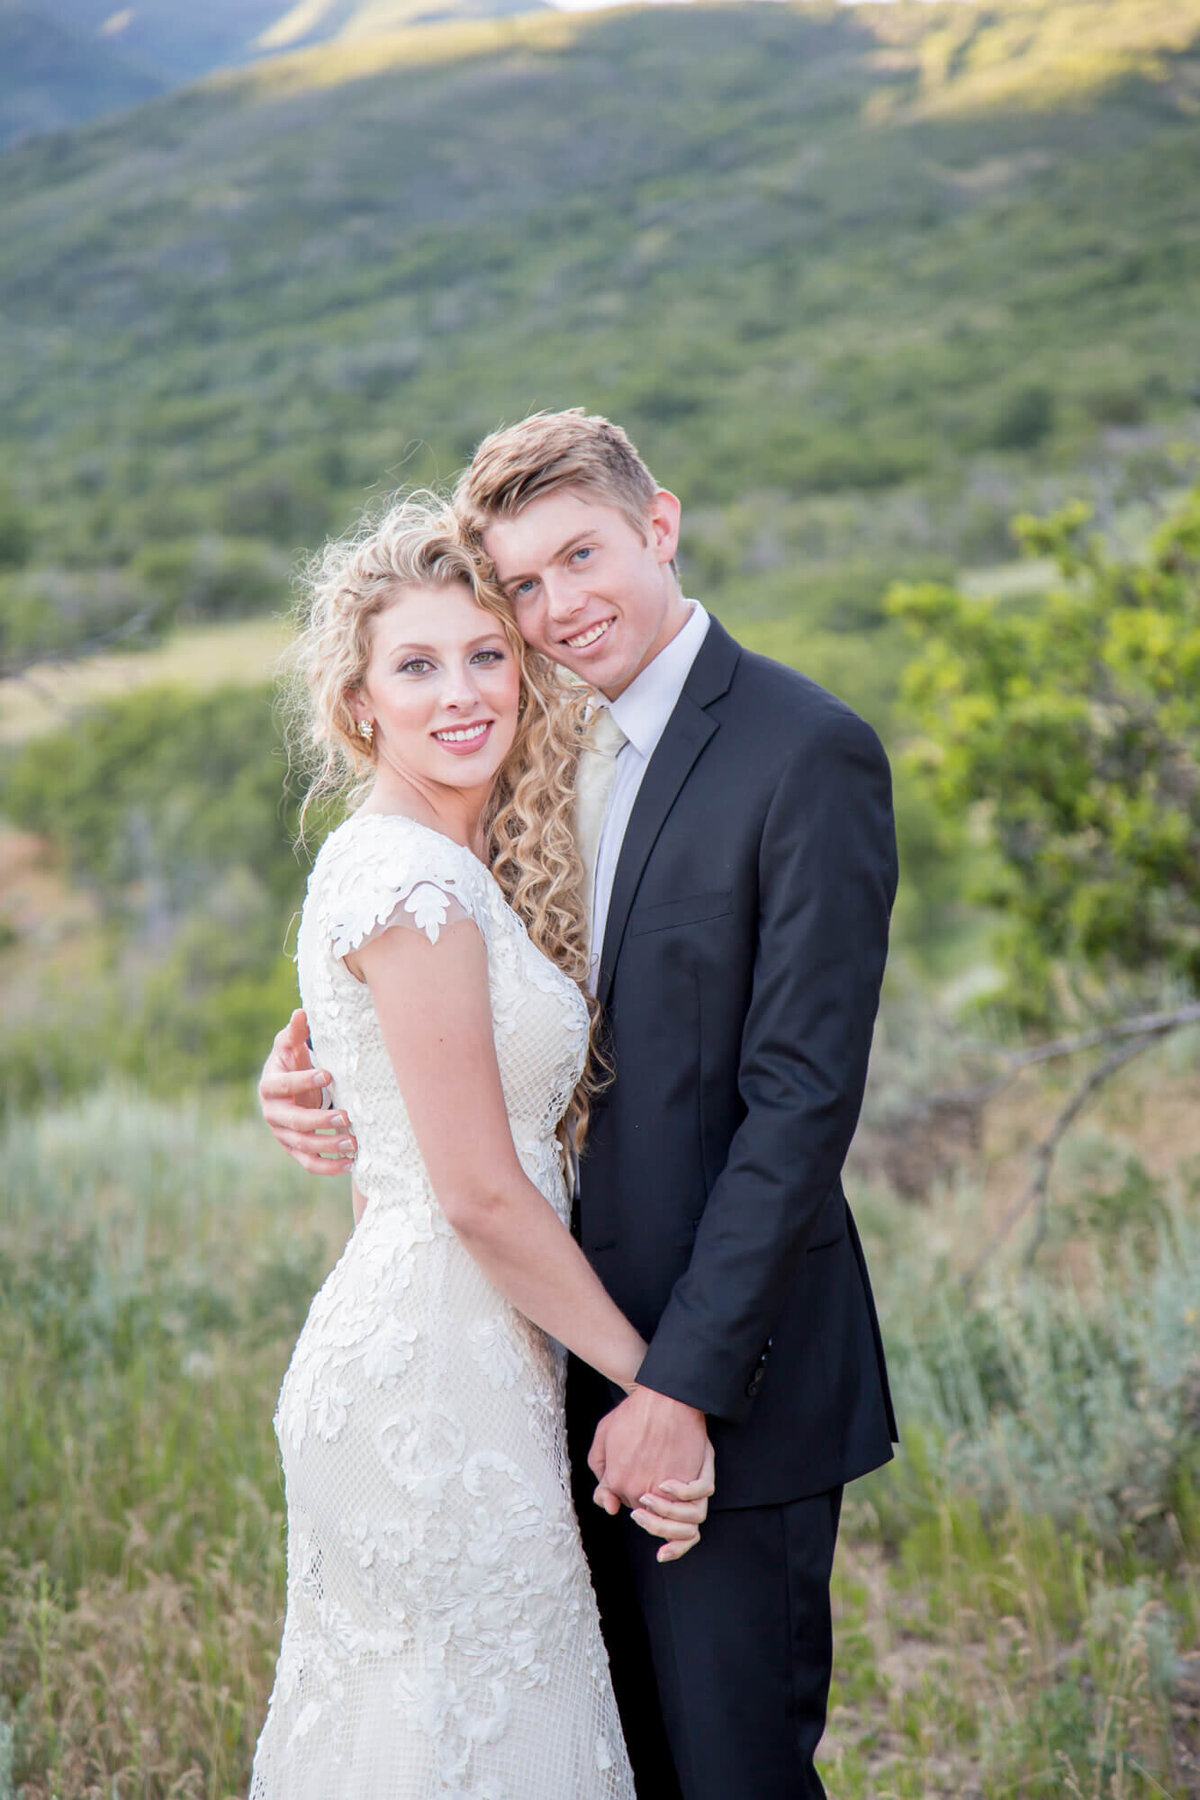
[2,0,1199,680]
[3,0,1200,1097]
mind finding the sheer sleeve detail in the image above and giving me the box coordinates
[319,816,493,961]
[331,879,476,957]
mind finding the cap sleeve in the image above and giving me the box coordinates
[331,878,475,957]
[320,818,490,961]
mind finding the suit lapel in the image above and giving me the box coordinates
[596,617,740,1008]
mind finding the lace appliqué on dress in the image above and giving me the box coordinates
[331,873,476,960]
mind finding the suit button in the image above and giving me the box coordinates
[745,1370,764,1398]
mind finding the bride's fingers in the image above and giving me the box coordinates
[658,1526,705,1569]
[630,1509,705,1542]
[655,1440,716,1503]
[634,1491,706,1524]
[656,1529,702,1563]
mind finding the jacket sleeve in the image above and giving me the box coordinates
[634,707,898,1423]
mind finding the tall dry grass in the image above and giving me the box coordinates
[0,1092,344,1799]
[1,1078,1197,1797]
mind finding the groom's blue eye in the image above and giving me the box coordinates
[571,547,593,564]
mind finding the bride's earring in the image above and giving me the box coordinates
[357,718,375,748]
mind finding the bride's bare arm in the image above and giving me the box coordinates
[350,917,648,1395]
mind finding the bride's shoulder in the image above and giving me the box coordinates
[306,813,495,957]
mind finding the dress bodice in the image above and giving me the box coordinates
[296,811,590,1225]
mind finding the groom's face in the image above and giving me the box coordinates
[482,488,683,700]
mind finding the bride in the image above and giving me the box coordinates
[249,496,713,1799]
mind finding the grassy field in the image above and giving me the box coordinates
[2,1036,1198,1798]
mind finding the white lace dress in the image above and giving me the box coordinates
[249,812,633,1800]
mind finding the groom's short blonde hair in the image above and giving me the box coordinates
[454,409,661,544]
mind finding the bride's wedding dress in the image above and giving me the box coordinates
[250,812,633,1800]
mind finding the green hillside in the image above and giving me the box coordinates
[2,0,1200,1097]
[1,0,1198,702]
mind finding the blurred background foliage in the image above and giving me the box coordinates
[891,488,1200,1028]
[3,0,1200,1098]
[2,1,1200,1795]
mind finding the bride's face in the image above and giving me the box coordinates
[351,581,521,793]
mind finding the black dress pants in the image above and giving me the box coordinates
[569,1359,843,1800]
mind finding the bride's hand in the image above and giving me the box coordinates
[629,1438,716,1563]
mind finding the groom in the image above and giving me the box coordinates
[259,409,897,1798]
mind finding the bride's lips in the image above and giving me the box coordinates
[431,719,495,756]
[560,616,616,656]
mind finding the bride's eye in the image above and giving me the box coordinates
[399,657,433,675]
[471,649,505,665]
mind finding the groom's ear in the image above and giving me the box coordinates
[645,490,682,567]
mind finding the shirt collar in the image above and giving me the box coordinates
[604,600,710,759]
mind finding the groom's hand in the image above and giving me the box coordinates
[587,1384,708,1516]
[259,1009,357,1175]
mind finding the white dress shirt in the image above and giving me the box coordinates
[588,600,710,986]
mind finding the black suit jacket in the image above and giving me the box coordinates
[575,615,898,1510]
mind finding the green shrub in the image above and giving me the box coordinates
[1,683,316,1099]
[985,383,1057,451]
[133,535,289,621]
[876,1196,1200,1545]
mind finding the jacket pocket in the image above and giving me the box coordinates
[629,890,733,936]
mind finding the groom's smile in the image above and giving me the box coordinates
[563,616,616,653]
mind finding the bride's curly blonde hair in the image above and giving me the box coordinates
[285,491,605,1145]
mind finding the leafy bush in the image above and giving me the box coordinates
[0,488,30,571]
[888,487,1200,1023]
[132,535,290,622]
[985,382,1057,451]
[0,565,167,667]
[2,683,303,908]
[1,683,319,1097]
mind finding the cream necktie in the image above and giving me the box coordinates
[574,704,628,919]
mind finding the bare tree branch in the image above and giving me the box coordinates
[0,609,156,685]
[961,1028,1172,1295]
[933,1002,1200,1110]
[1017,1035,1155,1273]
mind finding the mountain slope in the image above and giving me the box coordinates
[41,0,546,86]
[35,0,286,81]
[257,0,547,54]
[0,1,162,145]
[0,0,1198,709]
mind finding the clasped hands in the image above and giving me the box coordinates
[589,1385,715,1563]
[259,1009,717,1559]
